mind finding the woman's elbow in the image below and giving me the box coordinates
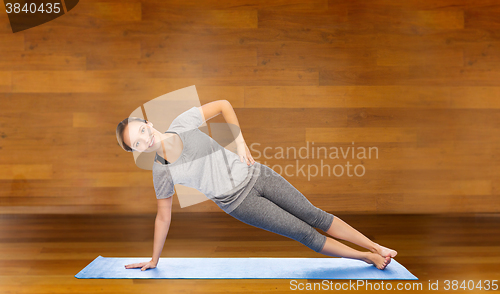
[156,214,171,223]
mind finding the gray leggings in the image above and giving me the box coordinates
[229,163,335,253]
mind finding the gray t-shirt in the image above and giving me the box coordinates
[152,107,261,214]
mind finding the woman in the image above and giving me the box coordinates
[116,100,397,272]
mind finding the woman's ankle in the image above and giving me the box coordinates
[369,242,381,254]
[360,251,373,263]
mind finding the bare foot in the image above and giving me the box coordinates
[362,252,391,270]
[373,243,397,258]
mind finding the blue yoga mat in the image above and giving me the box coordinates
[75,256,418,280]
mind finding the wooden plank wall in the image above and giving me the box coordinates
[0,0,499,214]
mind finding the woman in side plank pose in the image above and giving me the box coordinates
[116,100,397,271]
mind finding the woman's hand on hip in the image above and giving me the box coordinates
[236,142,255,166]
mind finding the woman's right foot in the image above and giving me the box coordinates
[373,243,397,258]
[362,252,391,270]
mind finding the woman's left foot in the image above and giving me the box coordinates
[373,243,398,258]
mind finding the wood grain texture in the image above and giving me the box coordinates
[0,213,498,292]
[0,0,499,217]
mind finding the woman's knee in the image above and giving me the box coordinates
[318,212,335,232]
[293,225,326,253]
[297,208,334,231]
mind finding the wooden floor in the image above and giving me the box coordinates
[2,0,500,292]
[0,213,499,293]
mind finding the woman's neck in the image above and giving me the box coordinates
[155,132,177,163]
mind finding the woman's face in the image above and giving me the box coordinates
[123,120,159,153]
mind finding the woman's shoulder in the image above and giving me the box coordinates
[167,107,203,132]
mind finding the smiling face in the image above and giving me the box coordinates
[123,120,159,153]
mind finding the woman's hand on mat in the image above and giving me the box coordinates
[124,260,157,271]
[236,142,255,166]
